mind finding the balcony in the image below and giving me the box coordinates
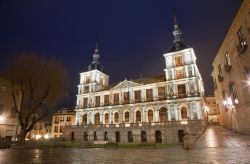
[224,63,232,73]
[237,40,248,56]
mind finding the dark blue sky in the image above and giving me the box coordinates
[0,0,242,107]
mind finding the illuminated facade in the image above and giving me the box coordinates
[212,1,250,134]
[51,109,76,138]
[64,15,206,144]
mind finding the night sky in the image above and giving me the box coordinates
[0,0,242,107]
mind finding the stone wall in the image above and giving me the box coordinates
[62,120,206,144]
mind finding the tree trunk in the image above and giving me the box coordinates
[19,130,28,145]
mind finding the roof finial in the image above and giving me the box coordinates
[95,35,99,54]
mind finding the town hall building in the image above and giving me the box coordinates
[63,15,206,144]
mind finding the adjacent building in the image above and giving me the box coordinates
[0,78,20,141]
[51,108,76,138]
[212,1,250,133]
[63,14,206,144]
[26,121,51,140]
[205,96,219,124]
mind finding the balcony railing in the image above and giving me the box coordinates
[237,40,248,56]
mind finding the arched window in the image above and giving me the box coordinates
[105,113,109,124]
[114,112,119,123]
[148,110,153,122]
[125,112,129,122]
[181,107,188,120]
[159,107,168,122]
[136,111,141,123]
[95,113,100,125]
[82,114,87,125]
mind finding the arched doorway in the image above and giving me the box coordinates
[128,131,133,142]
[155,130,162,143]
[95,113,100,125]
[159,107,168,122]
[94,131,98,141]
[136,111,141,123]
[104,131,108,141]
[141,131,147,143]
[125,111,129,122]
[82,114,87,125]
[178,130,185,143]
[148,110,153,122]
[116,131,120,142]
[105,113,109,124]
[83,131,88,141]
[71,132,75,142]
[181,107,188,120]
[114,112,119,123]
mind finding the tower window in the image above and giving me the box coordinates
[146,89,153,101]
[104,95,109,106]
[175,56,184,66]
[176,70,185,79]
[83,98,88,108]
[158,86,165,100]
[85,76,90,84]
[95,96,100,107]
[113,93,119,105]
[177,84,186,98]
[123,92,129,104]
[134,90,141,103]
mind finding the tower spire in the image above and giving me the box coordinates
[173,10,182,45]
[88,36,103,71]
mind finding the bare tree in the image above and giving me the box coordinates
[4,53,68,145]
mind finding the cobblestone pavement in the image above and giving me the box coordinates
[1,126,250,164]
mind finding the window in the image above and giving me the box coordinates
[104,95,109,106]
[158,87,165,100]
[189,83,195,94]
[213,78,217,90]
[218,64,223,82]
[82,114,87,125]
[148,110,153,122]
[237,27,247,54]
[54,126,58,132]
[176,70,185,79]
[59,126,63,133]
[159,107,168,122]
[66,117,71,122]
[84,86,89,93]
[123,92,129,104]
[95,96,100,107]
[224,53,232,72]
[114,112,119,123]
[60,117,64,122]
[54,117,59,124]
[136,111,141,122]
[188,66,193,77]
[175,56,184,66]
[105,113,109,124]
[228,81,238,105]
[85,76,90,83]
[169,86,174,96]
[125,112,129,122]
[177,84,186,98]
[146,89,153,101]
[83,98,88,108]
[134,90,141,103]
[113,93,119,105]
[95,113,100,125]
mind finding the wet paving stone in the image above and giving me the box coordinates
[1,126,250,163]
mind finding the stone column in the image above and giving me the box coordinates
[142,106,146,122]
[109,109,112,124]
